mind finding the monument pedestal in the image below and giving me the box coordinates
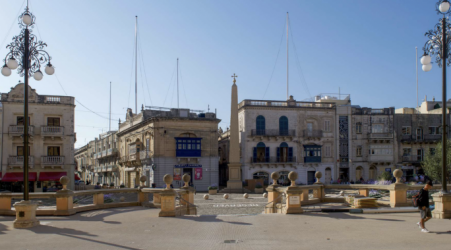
[432,192,451,219]
[13,200,40,229]
[221,163,244,193]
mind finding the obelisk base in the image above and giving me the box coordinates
[220,163,244,193]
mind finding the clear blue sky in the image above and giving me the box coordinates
[0,0,447,148]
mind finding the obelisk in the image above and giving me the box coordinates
[226,73,243,191]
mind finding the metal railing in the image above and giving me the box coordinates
[250,129,295,136]
[369,133,393,138]
[41,126,64,136]
[402,155,423,162]
[41,156,65,165]
[303,129,323,138]
[251,156,297,163]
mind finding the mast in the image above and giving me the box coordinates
[286,12,289,100]
[109,81,111,131]
[177,58,179,109]
[416,47,419,110]
[135,16,138,114]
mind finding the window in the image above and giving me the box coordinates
[307,122,313,132]
[276,142,293,162]
[372,124,384,133]
[356,122,362,134]
[324,120,330,132]
[429,127,439,135]
[303,145,321,163]
[146,138,150,151]
[48,146,61,156]
[325,145,331,157]
[17,116,30,125]
[370,147,392,155]
[47,117,60,126]
[256,116,265,135]
[175,137,202,157]
[403,148,412,156]
[402,126,411,135]
[253,142,269,162]
[17,146,30,156]
[279,116,288,135]
[356,146,362,157]
[416,128,423,140]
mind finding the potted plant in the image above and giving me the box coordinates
[208,185,218,195]
[254,183,264,194]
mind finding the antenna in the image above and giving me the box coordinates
[135,16,138,114]
[286,12,289,100]
[109,81,111,131]
[177,58,180,109]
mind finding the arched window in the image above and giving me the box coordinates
[369,166,376,180]
[256,116,265,135]
[280,142,288,148]
[253,142,269,163]
[279,116,288,136]
[356,166,363,182]
[277,142,293,163]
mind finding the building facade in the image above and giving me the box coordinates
[0,83,76,191]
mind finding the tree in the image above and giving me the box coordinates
[421,139,451,183]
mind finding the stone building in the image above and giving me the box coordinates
[74,145,88,181]
[341,106,396,182]
[238,95,341,185]
[0,83,76,191]
[116,107,220,191]
[218,128,230,186]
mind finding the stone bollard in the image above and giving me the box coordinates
[55,176,76,216]
[432,192,451,219]
[180,174,196,215]
[389,169,409,208]
[13,200,39,229]
[0,193,12,212]
[159,174,177,217]
[264,172,281,214]
[285,171,303,214]
[138,176,149,205]
[313,171,325,201]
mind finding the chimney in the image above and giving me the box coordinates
[425,95,427,102]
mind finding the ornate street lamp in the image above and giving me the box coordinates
[421,0,450,193]
[1,5,55,201]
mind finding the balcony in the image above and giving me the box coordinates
[402,155,423,162]
[8,156,34,166]
[401,134,442,143]
[140,151,153,160]
[369,133,393,139]
[304,156,321,163]
[250,129,296,137]
[41,126,64,136]
[41,156,65,165]
[303,130,323,138]
[250,157,297,163]
[107,148,118,156]
[9,125,34,135]
[106,165,118,172]
[424,134,442,141]
[102,150,107,157]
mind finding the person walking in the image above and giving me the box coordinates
[416,180,433,233]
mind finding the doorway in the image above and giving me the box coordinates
[339,168,349,182]
[307,171,315,185]
[325,168,331,184]
[183,168,193,186]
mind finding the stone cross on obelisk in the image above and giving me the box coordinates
[226,73,243,191]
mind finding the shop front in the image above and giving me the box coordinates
[39,172,68,192]
[174,164,202,188]
[0,172,37,192]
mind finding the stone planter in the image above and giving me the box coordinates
[254,188,264,194]
[208,189,218,195]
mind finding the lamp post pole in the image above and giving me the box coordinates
[1,5,55,201]
[421,0,451,193]
[23,27,30,200]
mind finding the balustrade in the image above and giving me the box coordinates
[41,126,64,136]
[41,156,65,165]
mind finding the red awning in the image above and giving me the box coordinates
[1,172,37,182]
[75,174,81,180]
[39,172,67,181]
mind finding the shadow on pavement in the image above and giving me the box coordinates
[179,215,253,225]
[302,212,405,222]
[434,231,451,235]
[0,222,9,234]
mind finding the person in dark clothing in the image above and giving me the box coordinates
[416,180,433,233]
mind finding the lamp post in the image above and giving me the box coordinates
[1,5,55,201]
[421,0,450,193]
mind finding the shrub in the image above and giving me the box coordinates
[208,186,218,190]
[110,183,114,187]
[255,183,263,188]
[378,171,392,181]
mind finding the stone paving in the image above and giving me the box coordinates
[1,206,450,250]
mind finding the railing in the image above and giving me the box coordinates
[41,156,65,165]
[238,100,335,109]
[8,156,34,165]
[369,133,393,139]
[251,156,296,163]
[304,156,321,163]
[107,148,117,155]
[402,155,423,162]
[9,125,34,135]
[45,96,61,103]
[401,134,441,142]
[250,129,296,136]
[424,134,442,141]
[41,126,64,136]
[303,129,323,138]
[102,150,107,157]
